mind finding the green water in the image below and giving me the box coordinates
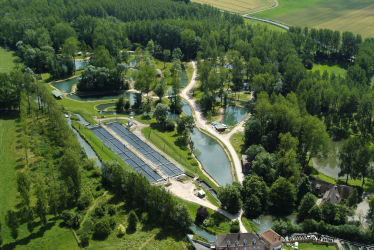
[182,100,191,116]
[68,92,136,104]
[190,128,232,186]
[220,106,248,126]
[190,224,216,242]
[312,140,344,178]
[52,77,80,93]
[75,61,89,70]
[96,103,116,111]
[252,213,297,233]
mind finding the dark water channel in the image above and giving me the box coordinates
[190,128,232,186]
[67,114,102,167]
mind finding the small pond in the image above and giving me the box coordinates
[68,92,137,104]
[252,213,297,233]
[190,128,232,186]
[67,114,102,167]
[53,77,81,93]
[96,103,116,111]
[75,61,89,70]
[220,105,248,126]
[190,223,216,243]
[312,140,344,178]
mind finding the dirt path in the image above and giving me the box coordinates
[180,62,245,183]
[168,179,247,233]
[81,191,108,225]
[247,0,279,15]
[139,234,157,250]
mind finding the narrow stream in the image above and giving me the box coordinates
[67,114,102,167]
[189,224,216,242]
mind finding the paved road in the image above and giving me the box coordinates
[180,61,246,183]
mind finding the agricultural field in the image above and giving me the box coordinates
[265,0,374,38]
[0,47,22,73]
[244,18,286,32]
[192,0,275,14]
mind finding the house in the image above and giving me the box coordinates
[215,233,266,250]
[260,229,284,250]
[52,90,63,99]
[156,69,162,77]
[309,176,353,205]
[241,155,251,174]
[215,124,226,132]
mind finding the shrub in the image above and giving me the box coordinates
[141,212,148,223]
[94,207,105,217]
[165,119,175,131]
[203,219,211,227]
[108,205,116,216]
[91,166,101,177]
[230,220,240,233]
[77,194,91,210]
[124,101,130,110]
[82,220,94,232]
[127,210,138,231]
[80,232,90,245]
[196,206,209,223]
[108,217,116,229]
[61,210,74,226]
[93,220,111,239]
[117,224,126,235]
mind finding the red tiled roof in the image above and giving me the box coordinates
[260,229,284,246]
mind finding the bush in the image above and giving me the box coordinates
[108,205,116,216]
[141,212,148,223]
[82,220,94,232]
[91,166,101,177]
[117,224,126,235]
[124,101,130,110]
[108,217,116,229]
[127,210,138,231]
[80,232,90,245]
[94,207,105,217]
[203,219,211,227]
[93,220,111,239]
[165,119,175,131]
[230,220,240,233]
[61,210,74,226]
[196,206,209,223]
[77,194,91,210]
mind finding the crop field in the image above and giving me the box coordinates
[270,0,374,38]
[192,0,274,14]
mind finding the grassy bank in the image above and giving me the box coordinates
[141,126,219,190]
[230,132,246,161]
[241,217,259,233]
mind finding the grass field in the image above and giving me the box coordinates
[230,132,246,160]
[0,48,22,73]
[282,242,336,250]
[254,0,327,19]
[244,18,286,32]
[271,0,374,38]
[310,59,348,78]
[192,0,274,14]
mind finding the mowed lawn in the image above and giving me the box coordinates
[254,0,327,19]
[283,243,336,250]
[192,0,274,14]
[309,60,348,78]
[0,48,21,73]
[273,0,374,38]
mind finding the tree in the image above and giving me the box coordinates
[163,49,171,68]
[116,96,125,111]
[146,40,155,55]
[369,195,374,216]
[242,174,270,213]
[244,117,262,147]
[297,176,312,201]
[322,201,336,224]
[308,205,322,221]
[244,195,262,216]
[172,204,193,232]
[252,152,276,184]
[134,64,157,94]
[127,210,138,231]
[245,144,265,162]
[196,206,209,223]
[93,46,115,69]
[218,183,242,214]
[270,177,296,211]
[51,22,76,51]
[153,103,170,124]
[172,48,183,60]
[62,37,80,73]
[177,116,195,135]
[298,193,316,219]
[5,210,19,240]
[94,220,111,239]
[143,95,153,115]
[16,172,31,207]
[347,188,358,207]
[35,175,48,225]
[60,148,82,200]
[154,78,167,101]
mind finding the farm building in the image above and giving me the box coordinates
[52,90,63,99]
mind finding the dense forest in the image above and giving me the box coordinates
[1,0,374,247]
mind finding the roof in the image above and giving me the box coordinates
[156,69,162,74]
[198,190,206,195]
[322,186,341,204]
[52,89,62,98]
[260,229,284,246]
[216,233,265,248]
[309,176,353,200]
[216,125,226,129]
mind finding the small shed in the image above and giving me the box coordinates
[215,124,226,132]
[52,90,63,99]
[198,190,206,198]
[241,155,251,173]
[156,69,162,77]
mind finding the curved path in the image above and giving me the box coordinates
[247,0,279,15]
[180,61,245,183]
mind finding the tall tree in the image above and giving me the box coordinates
[270,176,296,211]
[218,183,242,214]
[62,37,80,74]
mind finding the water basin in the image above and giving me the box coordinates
[312,140,344,178]
[190,223,216,243]
[69,92,136,104]
[75,61,89,70]
[53,77,80,93]
[182,100,192,116]
[190,128,232,186]
[220,106,248,126]
[252,213,297,233]
[96,103,116,111]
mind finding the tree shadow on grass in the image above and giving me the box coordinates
[2,221,56,250]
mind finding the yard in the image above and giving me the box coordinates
[282,242,337,250]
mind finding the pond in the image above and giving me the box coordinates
[182,100,192,116]
[96,103,116,111]
[312,140,344,178]
[252,213,297,233]
[75,61,89,70]
[52,77,81,93]
[67,114,102,167]
[190,223,216,243]
[190,128,232,186]
[68,92,137,104]
[220,105,248,126]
